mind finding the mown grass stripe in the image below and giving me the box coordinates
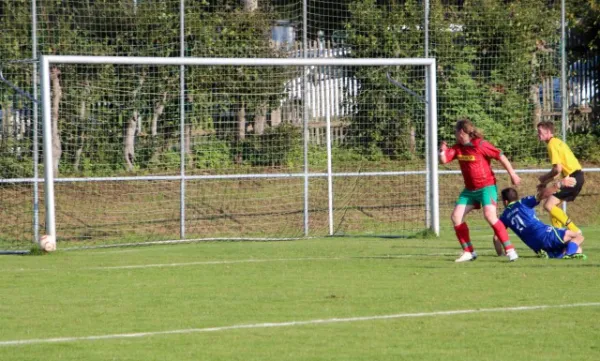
[2,302,599,347]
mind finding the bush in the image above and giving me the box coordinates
[239,123,302,167]
[192,136,233,170]
[0,155,34,178]
[286,143,384,169]
[568,133,600,164]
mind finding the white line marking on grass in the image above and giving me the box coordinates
[84,249,139,255]
[1,302,599,347]
[91,253,468,270]
[7,252,465,272]
[86,257,345,270]
[3,257,343,273]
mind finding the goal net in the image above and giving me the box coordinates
[38,56,438,249]
[3,1,599,254]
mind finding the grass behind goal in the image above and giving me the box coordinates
[2,234,600,361]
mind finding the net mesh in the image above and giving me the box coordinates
[1,0,598,251]
[44,62,428,247]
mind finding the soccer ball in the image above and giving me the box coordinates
[40,234,57,252]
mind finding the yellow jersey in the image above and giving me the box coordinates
[547,137,582,176]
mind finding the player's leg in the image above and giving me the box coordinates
[537,228,567,259]
[561,171,585,233]
[480,185,518,261]
[452,191,477,262]
[541,228,585,259]
[543,192,581,233]
[562,230,585,258]
[542,195,568,228]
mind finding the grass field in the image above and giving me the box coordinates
[1,230,599,361]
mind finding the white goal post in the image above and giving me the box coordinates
[39,55,439,246]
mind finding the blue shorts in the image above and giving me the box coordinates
[540,228,567,259]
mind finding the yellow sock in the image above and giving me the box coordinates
[549,206,580,233]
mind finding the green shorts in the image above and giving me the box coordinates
[456,185,498,208]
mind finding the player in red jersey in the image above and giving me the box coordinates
[440,118,521,262]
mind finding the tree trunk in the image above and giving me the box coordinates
[151,91,168,137]
[271,108,282,127]
[530,84,542,128]
[74,97,85,171]
[50,66,62,175]
[237,102,246,140]
[254,104,267,135]
[185,123,193,168]
[409,125,416,156]
[124,111,138,171]
[123,75,144,171]
[74,81,90,171]
[238,0,255,139]
[148,91,169,165]
[242,0,257,12]
[1,102,10,150]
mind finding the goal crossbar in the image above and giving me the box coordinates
[40,56,436,67]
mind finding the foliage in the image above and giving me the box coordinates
[568,132,600,163]
[237,123,302,166]
[2,0,289,174]
[567,0,600,124]
[344,0,424,159]
[346,0,562,161]
[192,136,233,170]
[2,0,600,176]
[0,152,34,178]
[286,143,382,169]
[185,2,288,143]
[567,0,600,54]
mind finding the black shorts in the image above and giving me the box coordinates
[554,170,585,202]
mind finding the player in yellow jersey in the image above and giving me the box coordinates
[536,121,585,233]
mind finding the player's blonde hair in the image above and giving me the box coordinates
[455,118,483,139]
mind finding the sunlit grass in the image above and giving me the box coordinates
[1,234,599,361]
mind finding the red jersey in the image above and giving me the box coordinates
[444,138,502,190]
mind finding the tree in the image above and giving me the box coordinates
[0,0,36,176]
[186,1,288,162]
[40,0,182,173]
[568,0,600,54]
[568,0,600,126]
[346,0,427,159]
[345,0,561,160]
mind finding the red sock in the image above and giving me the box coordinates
[492,220,514,251]
[454,222,474,252]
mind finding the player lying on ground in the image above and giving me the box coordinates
[494,177,586,259]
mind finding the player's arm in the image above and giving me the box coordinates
[538,163,562,185]
[493,216,508,256]
[439,141,456,164]
[498,154,521,186]
[536,176,576,201]
[479,141,521,186]
[492,235,505,256]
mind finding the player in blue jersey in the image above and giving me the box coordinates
[494,177,585,259]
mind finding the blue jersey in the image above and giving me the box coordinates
[499,196,565,254]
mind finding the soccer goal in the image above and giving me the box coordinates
[39,55,439,249]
